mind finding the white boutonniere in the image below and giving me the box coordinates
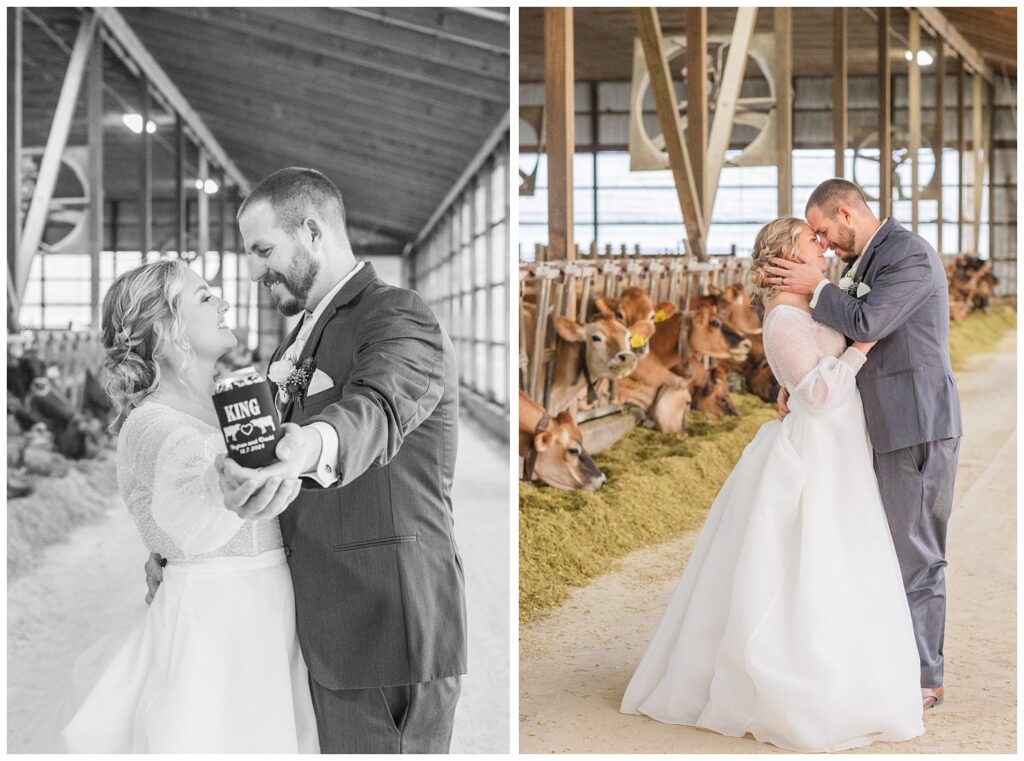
[838,272,870,298]
[268,356,316,403]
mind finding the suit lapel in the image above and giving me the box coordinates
[857,217,898,282]
[268,316,305,400]
[284,262,380,420]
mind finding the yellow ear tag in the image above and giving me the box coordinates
[654,308,668,323]
[630,333,647,349]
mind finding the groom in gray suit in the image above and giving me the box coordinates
[767,178,961,712]
[217,167,466,752]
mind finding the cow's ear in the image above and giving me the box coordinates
[631,320,656,340]
[534,431,553,452]
[555,410,575,426]
[554,316,586,342]
[594,296,617,317]
[706,284,722,297]
[653,301,677,322]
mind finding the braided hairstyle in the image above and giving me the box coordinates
[100,258,194,421]
[747,217,807,305]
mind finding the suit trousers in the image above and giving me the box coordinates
[873,437,960,689]
[308,674,461,753]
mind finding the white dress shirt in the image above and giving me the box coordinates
[810,219,887,308]
[286,261,365,487]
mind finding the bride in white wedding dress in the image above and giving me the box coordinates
[621,218,924,752]
[53,259,318,752]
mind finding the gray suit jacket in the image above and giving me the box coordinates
[270,263,467,690]
[813,218,962,453]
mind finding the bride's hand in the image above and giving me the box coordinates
[777,387,790,420]
[851,340,877,354]
[215,455,302,521]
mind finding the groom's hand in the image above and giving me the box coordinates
[764,257,826,296]
[144,552,165,605]
[215,453,303,521]
[777,387,791,420]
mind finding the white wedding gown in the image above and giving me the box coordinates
[621,305,924,752]
[54,401,319,753]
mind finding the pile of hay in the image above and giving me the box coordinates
[948,302,1016,370]
[7,449,121,581]
[520,393,777,623]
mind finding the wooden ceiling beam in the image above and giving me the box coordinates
[122,17,504,122]
[337,7,509,56]
[95,8,249,194]
[221,7,508,82]
[914,7,994,83]
[121,10,507,106]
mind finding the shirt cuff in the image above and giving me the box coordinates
[809,279,830,308]
[301,422,340,487]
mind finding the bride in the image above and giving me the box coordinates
[54,259,318,752]
[620,218,924,752]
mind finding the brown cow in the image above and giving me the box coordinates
[595,287,678,332]
[547,315,656,413]
[692,365,739,417]
[613,352,693,435]
[519,391,606,491]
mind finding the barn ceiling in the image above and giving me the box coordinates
[519,7,1016,82]
[17,7,510,256]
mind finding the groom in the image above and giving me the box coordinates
[766,178,961,712]
[213,167,465,752]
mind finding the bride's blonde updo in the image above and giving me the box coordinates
[100,258,193,419]
[747,217,807,304]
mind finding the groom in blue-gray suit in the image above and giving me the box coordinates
[767,178,962,712]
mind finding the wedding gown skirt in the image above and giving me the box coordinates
[621,391,924,752]
[57,549,319,753]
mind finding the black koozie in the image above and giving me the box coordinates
[212,378,283,468]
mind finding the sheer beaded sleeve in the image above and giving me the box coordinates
[763,306,867,413]
[149,426,244,555]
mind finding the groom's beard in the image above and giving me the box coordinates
[832,227,859,262]
[264,241,319,317]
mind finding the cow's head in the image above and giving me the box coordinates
[743,356,781,404]
[648,375,692,435]
[595,288,677,331]
[693,365,738,417]
[688,301,751,362]
[531,411,606,491]
[719,284,763,336]
[555,315,655,381]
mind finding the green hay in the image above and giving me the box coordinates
[519,304,1017,624]
[948,303,1017,370]
[519,394,777,623]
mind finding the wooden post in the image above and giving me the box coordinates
[877,8,892,218]
[16,9,98,300]
[634,7,706,258]
[956,56,965,251]
[705,8,757,224]
[176,113,186,256]
[988,80,997,260]
[935,39,945,253]
[87,30,104,328]
[8,8,23,328]
[139,75,152,259]
[908,9,921,233]
[685,7,708,211]
[198,151,210,277]
[545,7,574,261]
[832,9,848,178]
[971,73,983,251]
[775,8,793,216]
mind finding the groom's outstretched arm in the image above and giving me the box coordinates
[309,289,446,486]
[813,248,935,343]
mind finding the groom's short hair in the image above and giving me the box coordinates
[805,178,870,218]
[238,167,348,236]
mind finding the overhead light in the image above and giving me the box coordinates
[203,179,219,195]
[121,113,156,134]
[904,49,933,66]
[194,179,205,190]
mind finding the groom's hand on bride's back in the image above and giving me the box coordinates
[144,552,165,605]
[777,387,790,420]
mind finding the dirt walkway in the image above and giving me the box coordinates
[8,420,509,753]
[520,332,1016,753]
